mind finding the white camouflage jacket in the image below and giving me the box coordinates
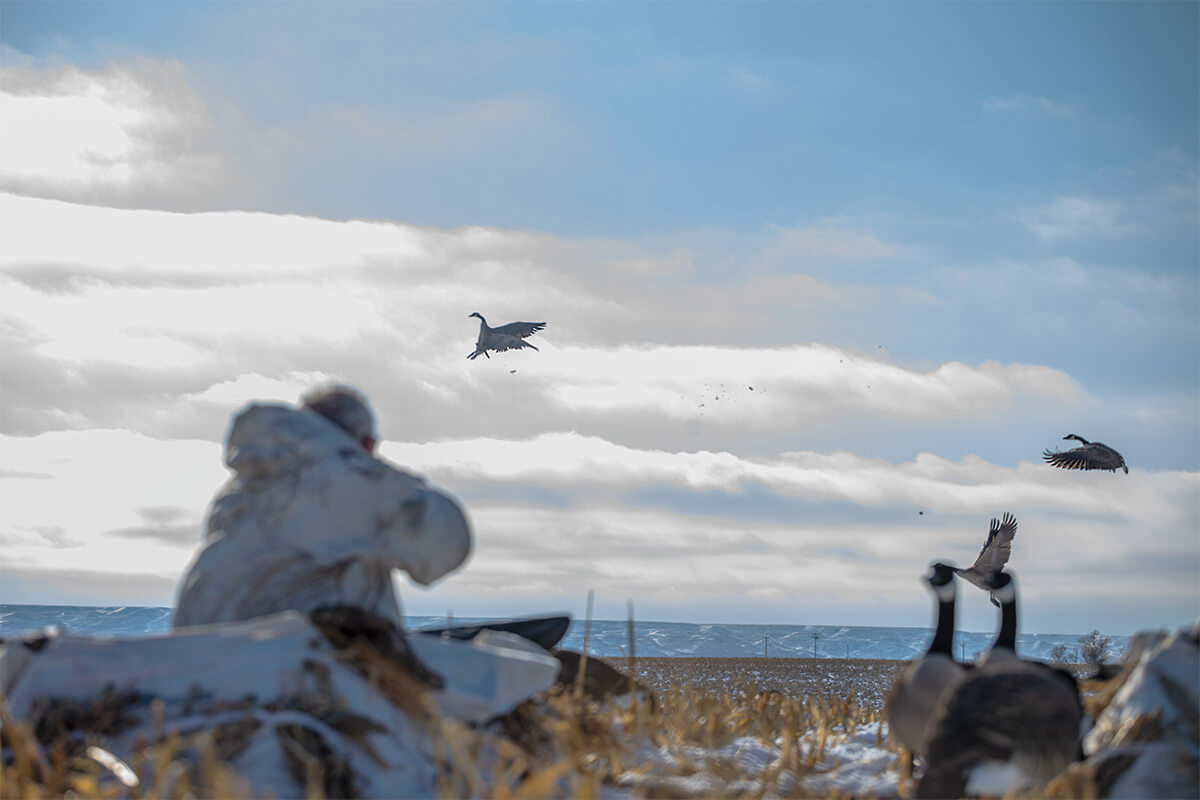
[172,403,471,629]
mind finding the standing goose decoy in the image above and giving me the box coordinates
[1043,434,1128,474]
[918,570,1083,799]
[884,563,969,775]
[946,513,1016,608]
[974,570,1020,669]
[466,312,546,360]
[976,571,1084,684]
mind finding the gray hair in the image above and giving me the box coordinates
[300,383,376,443]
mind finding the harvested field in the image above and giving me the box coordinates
[630,657,907,712]
[6,649,1121,799]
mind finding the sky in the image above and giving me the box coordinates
[0,1,1197,636]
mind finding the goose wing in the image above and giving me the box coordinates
[1043,443,1125,472]
[1084,442,1126,471]
[970,513,1016,574]
[490,320,546,339]
[485,333,537,353]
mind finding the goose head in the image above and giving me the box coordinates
[468,312,483,320]
[1063,433,1089,444]
[986,569,1014,599]
[928,562,958,600]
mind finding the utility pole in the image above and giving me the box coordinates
[811,632,821,659]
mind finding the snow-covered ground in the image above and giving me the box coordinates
[606,723,903,798]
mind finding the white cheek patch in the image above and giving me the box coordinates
[932,581,957,602]
[992,581,1016,603]
[966,761,1028,796]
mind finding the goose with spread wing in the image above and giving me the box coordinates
[467,312,546,360]
[942,513,1017,607]
[1043,434,1128,474]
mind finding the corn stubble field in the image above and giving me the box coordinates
[3,655,1107,799]
[634,657,906,707]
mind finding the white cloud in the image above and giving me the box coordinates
[1017,195,1137,240]
[0,150,1191,630]
[4,426,1195,631]
[0,192,981,442]
[183,371,337,408]
[0,431,223,603]
[385,431,1189,520]
[0,57,249,209]
[531,346,1082,425]
[0,193,433,280]
[398,473,1199,631]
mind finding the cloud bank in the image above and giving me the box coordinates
[0,56,250,210]
[1,52,1195,635]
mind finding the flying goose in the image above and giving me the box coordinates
[1043,434,1128,474]
[941,513,1016,608]
[884,563,969,774]
[918,571,1083,799]
[466,312,546,360]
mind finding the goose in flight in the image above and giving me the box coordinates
[467,312,546,360]
[1043,434,1128,474]
[938,513,1016,607]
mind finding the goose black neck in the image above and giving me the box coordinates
[928,595,955,655]
[993,592,1017,652]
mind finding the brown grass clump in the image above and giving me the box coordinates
[1,692,255,799]
[4,657,902,799]
[443,657,902,799]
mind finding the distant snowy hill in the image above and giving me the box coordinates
[0,605,1130,661]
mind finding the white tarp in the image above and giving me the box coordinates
[1,611,561,798]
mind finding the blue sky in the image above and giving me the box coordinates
[7,2,1196,235]
[1,2,1196,634]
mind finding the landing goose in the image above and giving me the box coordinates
[466,312,546,360]
[884,563,969,772]
[944,513,1016,607]
[918,570,1083,799]
[1043,434,1128,474]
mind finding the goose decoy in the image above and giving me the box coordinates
[976,571,1085,683]
[974,570,1020,668]
[918,571,1083,799]
[1043,434,1128,474]
[884,563,969,773]
[466,312,546,360]
[943,513,1016,608]
[917,665,1083,798]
